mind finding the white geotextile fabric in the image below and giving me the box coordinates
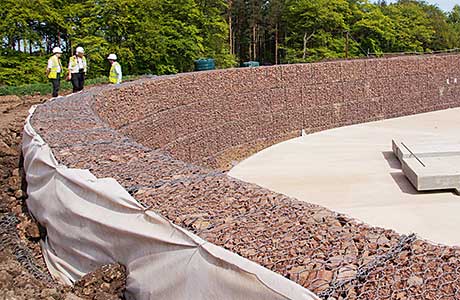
[22,104,319,300]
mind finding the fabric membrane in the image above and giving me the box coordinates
[22,103,319,300]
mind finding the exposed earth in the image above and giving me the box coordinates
[0,93,127,299]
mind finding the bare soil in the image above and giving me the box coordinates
[0,94,127,300]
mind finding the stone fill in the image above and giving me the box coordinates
[31,55,460,299]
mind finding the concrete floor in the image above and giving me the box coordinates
[229,108,460,246]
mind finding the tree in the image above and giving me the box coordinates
[350,2,396,55]
[3,0,460,86]
[447,5,460,48]
[381,1,435,52]
[284,0,351,62]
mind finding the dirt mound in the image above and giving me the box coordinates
[0,94,127,299]
[72,263,127,300]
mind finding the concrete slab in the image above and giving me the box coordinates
[229,108,460,246]
[393,139,460,192]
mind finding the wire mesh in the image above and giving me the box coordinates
[28,64,460,299]
[0,214,53,284]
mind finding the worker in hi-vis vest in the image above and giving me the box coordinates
[67,46,87,93]
[107,54,122,84]
[46,47,63,97]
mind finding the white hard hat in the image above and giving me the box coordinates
[52,47,62,54]
[107,53,117,60]
[76,46,84,54]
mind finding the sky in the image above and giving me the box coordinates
[373,0,460,12]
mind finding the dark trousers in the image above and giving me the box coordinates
[50,76,60,97]
[71,72,85,93]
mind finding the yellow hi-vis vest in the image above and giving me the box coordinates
[69,56,87,73]
[109,62,121,84]
[48,55,62,79]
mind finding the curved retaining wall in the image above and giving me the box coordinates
[94,55,460,169]
[31,55,460,299]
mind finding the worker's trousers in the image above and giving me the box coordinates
[71,72,85,93]
[50,76,60,97]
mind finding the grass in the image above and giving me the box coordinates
[0,75,142,96]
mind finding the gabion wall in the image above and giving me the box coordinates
[94,55,460,170]
[32,55,460,299]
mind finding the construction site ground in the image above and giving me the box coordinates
[0,93,127,300]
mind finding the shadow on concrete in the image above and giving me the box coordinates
[384,151,457,196]
[390,172,456,196]
[382,151,401,170]
[390,172,418,195]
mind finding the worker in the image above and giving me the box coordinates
[46,47,63,97]
[67,46,87,93]
[107,54,122,84]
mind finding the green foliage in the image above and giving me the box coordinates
[350,3,396,55]
[283,0,351,62]
[0,0,230,85]
[0,50,48,86]
[447,5,460,48]
[1,0,460,88]
[279,0,460,62]
[381,1,434,52]
[0,75,141,96]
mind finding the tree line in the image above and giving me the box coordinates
[2,0,460,86]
